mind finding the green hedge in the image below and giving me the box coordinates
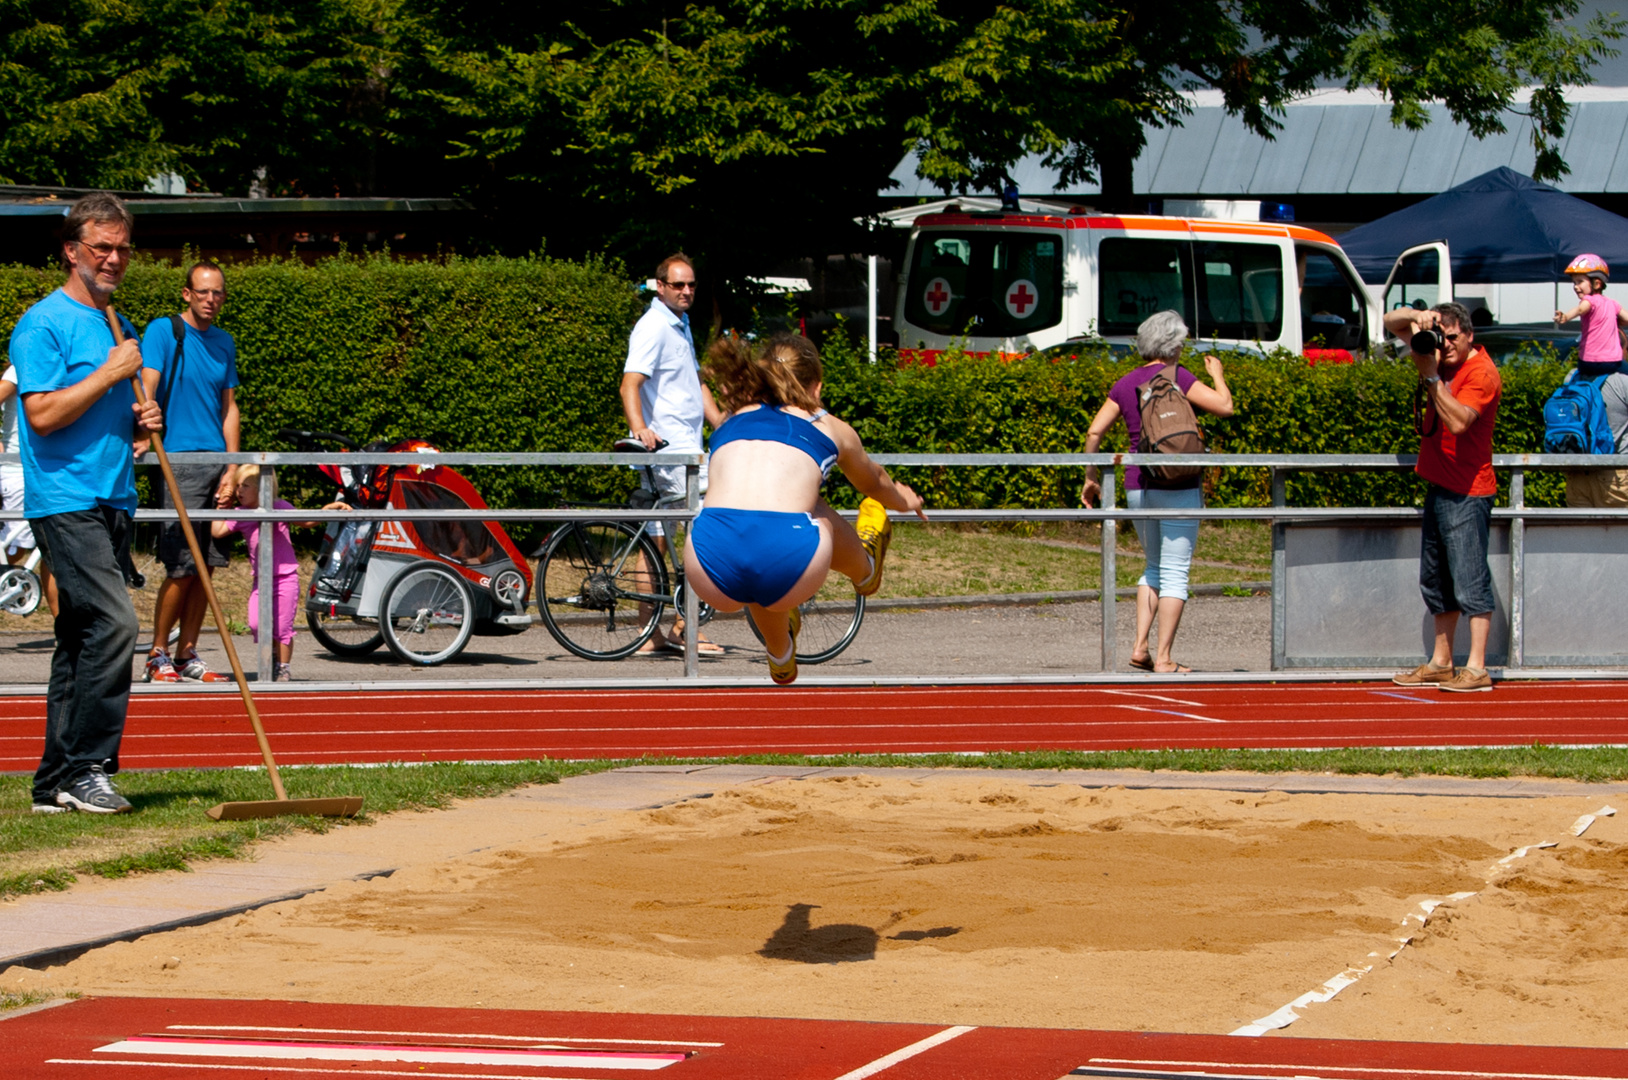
[0,257,1577,515]
[0,254,646,527]
[815,332,1573,510]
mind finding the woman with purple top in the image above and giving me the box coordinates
[1078,310,1233,673]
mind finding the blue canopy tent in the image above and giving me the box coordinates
[1339,166,1628,284]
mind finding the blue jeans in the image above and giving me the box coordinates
[29,507,139,802]
[1128,486,1202,601]
[1419,485,1494,617]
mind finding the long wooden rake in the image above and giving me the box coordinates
[107,306,361,821]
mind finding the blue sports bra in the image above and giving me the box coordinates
[710,404,839,478]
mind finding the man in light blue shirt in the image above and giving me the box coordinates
[139,261,241,684]
[619,253,724,654]
[12,192,163,815]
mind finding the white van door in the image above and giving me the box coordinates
[1378,242,1453,316]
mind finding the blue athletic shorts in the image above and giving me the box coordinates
[689,507,821,607]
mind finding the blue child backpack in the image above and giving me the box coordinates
[1543,370,1616,454]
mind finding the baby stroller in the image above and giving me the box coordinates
[282,429,533,665]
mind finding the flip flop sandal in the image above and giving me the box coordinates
[1128,655,1155,672]
[661,638,726,656]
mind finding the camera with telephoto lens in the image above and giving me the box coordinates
[1411,326,1448,354]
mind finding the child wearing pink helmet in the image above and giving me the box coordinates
[1555,253,1628,373]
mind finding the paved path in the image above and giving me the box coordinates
[0,594,1276,687]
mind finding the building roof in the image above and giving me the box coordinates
[883,87,1628,198]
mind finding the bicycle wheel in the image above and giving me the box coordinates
[379,562,474,665]
[306,608,384,656]
[536,521,668,660]
[746,588,866,665]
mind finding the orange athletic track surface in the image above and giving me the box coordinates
[10,996,1628,1080]
[3,681,1628,770]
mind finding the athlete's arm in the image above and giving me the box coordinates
[823,414,927,520]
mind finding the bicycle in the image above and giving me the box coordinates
[534,439,866,663]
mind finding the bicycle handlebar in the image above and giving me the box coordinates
[613,435,669,454]
[278,428,360,452]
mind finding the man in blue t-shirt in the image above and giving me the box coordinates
[139,261,240,684]
[12,192,163,815]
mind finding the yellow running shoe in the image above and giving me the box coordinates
[853,498,892,596]
[768,607,802,686]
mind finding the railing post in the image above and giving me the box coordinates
[682,460,700,679]
[1100,468,1116,673]
[1509,467,1525,670]
[1270,467,1286,671]
[257,465,275,682]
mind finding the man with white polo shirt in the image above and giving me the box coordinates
[620,253,725,654]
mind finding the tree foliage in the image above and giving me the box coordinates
[0,0,397,195]
[2,1,1621,268]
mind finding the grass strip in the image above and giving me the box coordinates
[0,760,613,899]
[4,745,1625,900]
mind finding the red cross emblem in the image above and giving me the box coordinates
[1006,279,1038,318]
[923,277,953,315]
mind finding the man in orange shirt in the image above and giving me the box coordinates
[1384,301,1502,693]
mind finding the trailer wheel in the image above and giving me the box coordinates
[379,562,474,665]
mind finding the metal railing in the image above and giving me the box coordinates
[4,450,1627,680]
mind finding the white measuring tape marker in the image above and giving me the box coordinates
[1231,809,1595,1037]
[1496,841,1558,866]
[1570,805,1617,837]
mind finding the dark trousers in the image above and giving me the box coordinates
[30,507,139,801]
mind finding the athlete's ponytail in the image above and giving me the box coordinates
[704,334,822,413]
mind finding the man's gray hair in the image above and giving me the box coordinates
[1136,309,1188,360]
[63,191,133,244]
[1432,301,1474,335]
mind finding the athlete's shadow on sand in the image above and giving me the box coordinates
[759,903,960,963]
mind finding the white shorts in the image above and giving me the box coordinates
[637,459,708,538]
[0,466,34,554]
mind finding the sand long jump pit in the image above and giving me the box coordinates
[10,771,1628,1047]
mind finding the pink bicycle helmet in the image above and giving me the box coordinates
[1566,253,1611,277]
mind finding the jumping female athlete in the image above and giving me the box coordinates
[683,335,927,684]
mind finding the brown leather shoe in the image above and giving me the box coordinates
[1393,662,1455,686]
[1439,666,1493,693]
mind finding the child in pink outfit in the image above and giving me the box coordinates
[211,465,345,682]
[1555,259,1628,372]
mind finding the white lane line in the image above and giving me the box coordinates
[828,1025,976,1079]
[53,1061,593,1079]
[1118,705,1225,723]
[1103,690,1208,706]
[94,1037,681,1070]
[1087,1059,1624,1080]
[163,1024,721,1047]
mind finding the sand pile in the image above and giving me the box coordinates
[9,773,1627,1045]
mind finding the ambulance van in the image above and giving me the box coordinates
[893,205,1448,361]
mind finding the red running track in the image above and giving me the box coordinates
[9,996,1628,1080]
[3,681,1628,770]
